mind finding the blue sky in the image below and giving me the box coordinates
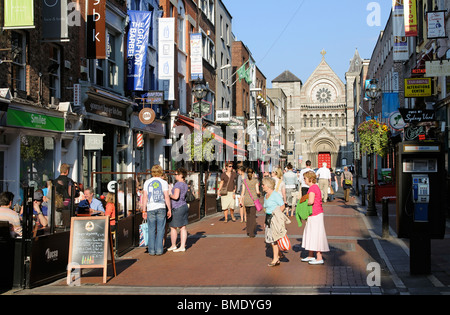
[223,0,392,86]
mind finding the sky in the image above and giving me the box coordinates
[223,0,393,86]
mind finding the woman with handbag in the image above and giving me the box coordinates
[239,168,260,238]
[168,168,189,252]
[262,177,286,267]
[301,171,329,265]
[340,166,353,203]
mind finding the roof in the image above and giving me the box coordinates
[272,70,302,83]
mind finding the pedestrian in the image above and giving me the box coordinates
[83,187,105,216]
[168,167,189,252]
[142,165,172,256]
[240,168,260,238]
[218,162,237,223]
[0,192,22,238]
[300,171,329,265]
[316,162,331,203]
[32,190,48,229]
[283,163,298,216]
[340,166,353,202]
[299,160,313,197]
[104,192,116,232]
[235,165,247,222]
[262,177,287,267]
[53,163,79,225]
[329,168,336,201]
[271,167,286,208]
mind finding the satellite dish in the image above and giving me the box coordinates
[107,181,117,193]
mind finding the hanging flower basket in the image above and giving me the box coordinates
[357,120,390,157]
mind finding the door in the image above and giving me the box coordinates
[318,152,331,168]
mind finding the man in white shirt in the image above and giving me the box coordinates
[299,160,313,197]
[316,162,332,202]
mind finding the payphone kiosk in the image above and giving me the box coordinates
[396,141,446,274]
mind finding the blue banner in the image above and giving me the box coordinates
[382,93,399,118]
[127,10,152,91]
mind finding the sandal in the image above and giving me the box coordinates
[268,260,280,267]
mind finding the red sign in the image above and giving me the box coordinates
[87,0,106,59]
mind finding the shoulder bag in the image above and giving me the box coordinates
[244,179,263,212]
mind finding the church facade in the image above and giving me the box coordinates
[272,50,362,170]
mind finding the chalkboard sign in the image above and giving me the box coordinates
[67,217,116,284]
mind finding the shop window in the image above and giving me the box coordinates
[48,45,61,99]
[11,31,26,92]
[177,0,186,53]
[107,33,117,88]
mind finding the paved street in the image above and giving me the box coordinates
[6,181,450,296]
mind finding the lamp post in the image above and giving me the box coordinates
[365,79,381,216]
[192,78,208,217]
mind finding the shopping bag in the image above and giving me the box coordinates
[277,234,291,251]
[139,220,148,247]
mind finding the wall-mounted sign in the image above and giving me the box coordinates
[425,60,450,77]
[87,0,106,59]
[404,78,432,97]
[139,108,156,125]
[3,0,35,29]
[7,108,65,132]
[190,33,203,80]
[389,111,406,130]
[85,100,126,121]
[427,11,446,39]
[399,108,436,123]
[42,0,69,42]
[216,109,231,122]
[139,91,164,104]
[158,18,175,100]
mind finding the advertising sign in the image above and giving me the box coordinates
[425,60,450,77]
[6,108,65,132]
[392,0,408,61]
[42,0,69,42]
[127,11,152,91]
[404,78,432,97]
[190,33,203,80]
[404,0,417,37]
[87,0,106,59]
[3,0,34,29]
[158,18,175,100]
[427,11,446,39]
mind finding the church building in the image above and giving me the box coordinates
[272,50,361,170]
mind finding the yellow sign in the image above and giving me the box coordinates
[4,0,34,29]
[404,78,432,98]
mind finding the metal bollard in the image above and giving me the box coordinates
[361,184,366,207]
[382,198,389,239]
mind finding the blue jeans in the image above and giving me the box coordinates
[147,208,167,255]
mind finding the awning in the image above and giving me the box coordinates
[175,115,246,155]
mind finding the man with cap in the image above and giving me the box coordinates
[32,190,48,228]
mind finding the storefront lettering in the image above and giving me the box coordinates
[86,101,126,120]
[31,114,47,126]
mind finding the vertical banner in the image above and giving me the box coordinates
[42,0,69,42]
[382,93,399,118]
[392,0,408,61]
[190,33,203,81]
[404,0,417,37]
[427,11,446,39]
[87,0,106,59]
[127,11,152,91]
[158,18,175,101]
[3,0,34,29]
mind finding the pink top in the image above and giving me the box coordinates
[307,184,323,216]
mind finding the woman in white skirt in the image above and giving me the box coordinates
[301,171,329,265]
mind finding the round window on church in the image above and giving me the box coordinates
[316,88,331,103]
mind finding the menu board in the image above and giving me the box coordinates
[67,217,116,283]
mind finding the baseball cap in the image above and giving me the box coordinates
[33,191,44,201]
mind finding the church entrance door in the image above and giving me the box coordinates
[318,152,331,168]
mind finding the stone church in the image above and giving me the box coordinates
[272,50,362,170]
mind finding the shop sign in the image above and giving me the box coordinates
[398,108,436,124]
[404,78,432,97]
[86,0,106,59]
[425,60,450,77]
[85,100,126,121]
[7,108,65,132]
[138,108,156,125]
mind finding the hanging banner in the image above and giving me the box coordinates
[87,0,106,59]
[3,0,34,29]
[190,33,203,81]
[427,11,446,39]
[42,0,69,42]
[158,18,175,101]
[127,10,152,91]
[382,93,399,118]
[392,0,408,61]
[404,0,417,37]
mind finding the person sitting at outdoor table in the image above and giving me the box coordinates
[0,191,22,238]
[83,187,105,216]
[32,190,48,228]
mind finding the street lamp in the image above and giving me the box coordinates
[192,78,208,217]
[364,79,381,216]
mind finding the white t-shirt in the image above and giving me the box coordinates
[316,167,331,180]
[299,167,313,188]
[143,177,169,211]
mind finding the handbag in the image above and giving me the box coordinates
[243,179,263,212]
[277,234,291,251]
[185,186,195,203]
[139,219,148,247]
